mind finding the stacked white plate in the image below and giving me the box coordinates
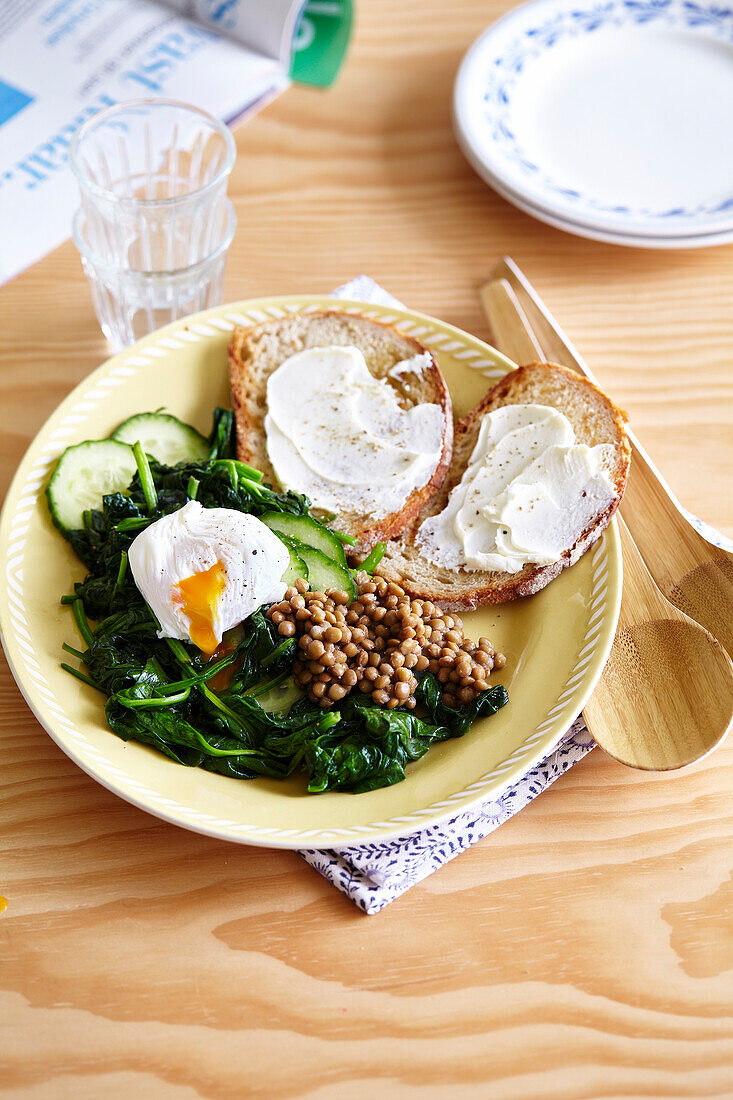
[453,0,733,249]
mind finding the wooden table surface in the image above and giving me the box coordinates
[2,3,733,1096]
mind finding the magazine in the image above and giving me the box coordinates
[0,0,351,284]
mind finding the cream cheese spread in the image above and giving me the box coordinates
[416,404,616,574]
[264,345,445,518]
[388,352,433,380]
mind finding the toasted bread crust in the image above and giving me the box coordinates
[375,362,631,609]
[228,310,453,554]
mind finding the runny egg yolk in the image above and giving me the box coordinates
[174,561,227,655]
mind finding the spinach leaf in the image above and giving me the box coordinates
[416,674,509,735]
[84,633,165,695]
[300,680,509,793]
[304,737,409,793]
[105,700,206,766]
[206,408,236,460]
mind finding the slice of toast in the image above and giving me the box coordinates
[228,310,453,552]
[375,362,631,610]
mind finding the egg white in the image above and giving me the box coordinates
[128,500,289,652]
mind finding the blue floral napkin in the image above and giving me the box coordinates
[296,276,732,915]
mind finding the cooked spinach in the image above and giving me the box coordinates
[58,408,509,793]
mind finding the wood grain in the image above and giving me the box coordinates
[1,1,733,1095]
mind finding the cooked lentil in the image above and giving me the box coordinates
[265,573,505,710]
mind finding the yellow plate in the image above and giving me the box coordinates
[0,297,621,849]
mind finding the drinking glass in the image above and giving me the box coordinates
[72,200,236,350]
[69,99,237,349]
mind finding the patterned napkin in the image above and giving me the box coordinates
[296,276,732,915]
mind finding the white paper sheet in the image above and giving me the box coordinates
[0,0,302,285]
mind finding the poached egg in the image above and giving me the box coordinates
[128,500,289,655]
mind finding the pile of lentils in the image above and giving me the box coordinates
[266,572,505,711]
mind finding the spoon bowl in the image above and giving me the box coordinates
[669,557,733,658]
[584,617,733,770]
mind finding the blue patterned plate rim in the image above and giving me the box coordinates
[455,127,733,249]
[454,0,733,236]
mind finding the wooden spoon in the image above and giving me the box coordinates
[486,259,733,663]
[585,516,733,769]
[481,279,733,769]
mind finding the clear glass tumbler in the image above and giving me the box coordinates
[69,99,237,349]
[72,199,236,350]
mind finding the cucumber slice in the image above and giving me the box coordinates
[46,440,138,533]
[293,542,357,601]
[260,512,347,567]
[281,543,309,587]
[256,677,303,714]
[112,412,209,465]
